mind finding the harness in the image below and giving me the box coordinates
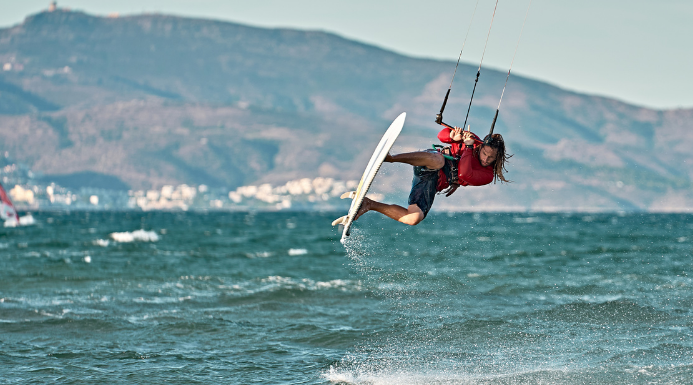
[432,144,460,186]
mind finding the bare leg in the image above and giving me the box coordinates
[351,151,438,226]
[355,197,424,226]
[385,151,445,171]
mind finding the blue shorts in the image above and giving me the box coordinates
[408,165,439,218]
[407,150,456,218]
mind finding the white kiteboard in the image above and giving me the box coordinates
[332,112,406,243]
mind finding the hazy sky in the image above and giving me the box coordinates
[1,0,691,110]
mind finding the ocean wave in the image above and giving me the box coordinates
[324,360,693,385]
[133,296,192,304]
[607,342,693,365]
[261,276,360,291]
[533,299,670,325]
[322,367,484,385]
[223,276,364,296]
[93,239,110,247]
[244,251,273,258]
[109,230,159,243]
[512,216,541,224]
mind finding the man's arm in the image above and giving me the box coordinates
[438,127,454,144]
[437,126,467,143]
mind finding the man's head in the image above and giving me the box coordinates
[477,133,512,183]
[479,145,498,167]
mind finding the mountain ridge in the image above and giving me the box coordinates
[0,9,691,211]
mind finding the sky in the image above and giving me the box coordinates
[1,0,691,110]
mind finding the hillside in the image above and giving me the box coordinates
[0,8,691,211]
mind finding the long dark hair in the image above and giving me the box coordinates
[476,133,512,183]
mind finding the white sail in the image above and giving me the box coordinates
[0,183,18,225]
[0,183,34,227]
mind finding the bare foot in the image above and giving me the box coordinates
[354,197,373,221]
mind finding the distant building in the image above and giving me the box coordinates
[48,1,57,12]
[9,185,34,205]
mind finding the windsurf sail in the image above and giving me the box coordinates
[0,182,18,222]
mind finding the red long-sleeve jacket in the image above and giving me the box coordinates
[436,127,494,191]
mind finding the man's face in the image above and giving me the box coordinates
[479,145,498,167]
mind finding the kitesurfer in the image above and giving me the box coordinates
[355,126,510,226]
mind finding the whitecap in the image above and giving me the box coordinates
[133,296,181,304]
[315,279,351,289]
[288,248,308,255]
[109,229,160,243]
[243,276,363,294]
[93,239,110,247]
[244,251,273,258]
[512,216,541,224]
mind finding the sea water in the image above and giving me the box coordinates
[1,211,692,384]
